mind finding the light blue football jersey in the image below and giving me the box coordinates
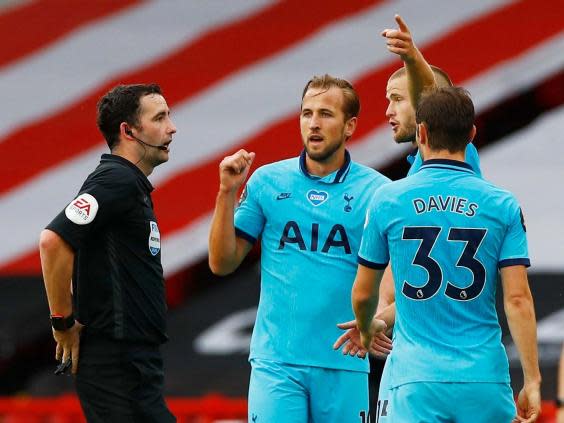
[407,142,481,176]
[235,150,390,372]
[359,159,529,386]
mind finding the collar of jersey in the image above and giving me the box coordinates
[406,148,418,165]
[101,153,154,191]
[420,158,474,174]
[299,149,352,184]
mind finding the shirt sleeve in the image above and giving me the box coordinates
[498,198,530,268]
[46,172,136,251]
[358,190,390,269]
[234,170,265,245]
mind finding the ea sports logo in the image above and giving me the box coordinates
[65,193,98,225]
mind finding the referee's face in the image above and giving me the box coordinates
[136,94,177,167]
[300,86,354,164]
[386,75,416,144]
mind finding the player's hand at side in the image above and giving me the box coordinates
[334,320,392,358]
[219,149,256,194]
[381,14,418,64]
[360,318,387,350]
[53,321,83,375]
[514,383,541,422]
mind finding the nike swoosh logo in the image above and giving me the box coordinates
[276,193,291,200]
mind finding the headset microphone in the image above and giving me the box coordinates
[126,127,168,151]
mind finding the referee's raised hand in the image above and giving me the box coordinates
[219,149,255,193]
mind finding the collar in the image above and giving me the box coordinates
[406,148,418,165]
[299,149,352,184]
[420,158,474,174]
[100,154,154,192]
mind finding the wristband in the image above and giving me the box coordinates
[50,313,75,331]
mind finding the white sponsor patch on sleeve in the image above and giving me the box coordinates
[65,193,99,225]
[148,221,161,256]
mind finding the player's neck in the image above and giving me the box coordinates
[423,149,465,163]
[305,152,345,177]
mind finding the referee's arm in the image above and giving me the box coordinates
[39,229,82,374]
[39,229,74,324]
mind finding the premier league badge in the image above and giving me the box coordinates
[148,221,161,256]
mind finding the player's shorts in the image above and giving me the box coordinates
[75,330,176,423]
[375,357,392,422]
[389,381,515,423]
[248,358,369,423]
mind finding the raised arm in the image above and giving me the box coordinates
[208,149,255,275]
[382,14,436,108]
[501,265,541,422]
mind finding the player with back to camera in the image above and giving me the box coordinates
[353,86,541,423]
[333,14,483,422]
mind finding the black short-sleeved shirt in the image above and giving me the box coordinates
[47,154,167,345]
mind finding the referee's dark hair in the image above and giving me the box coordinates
[416,86,475,153]
[97,83,162,150]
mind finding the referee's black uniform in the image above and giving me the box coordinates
[47,154,175,423]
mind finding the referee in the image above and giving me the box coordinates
[39,84,177,422]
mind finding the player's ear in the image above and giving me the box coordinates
[417,123,428,145]
[344,116,357,140]
[468,125,477,142]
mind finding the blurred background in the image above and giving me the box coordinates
[0,0,562,421]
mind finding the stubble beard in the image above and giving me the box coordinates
[305,137,345,163]
[394,123,416,144]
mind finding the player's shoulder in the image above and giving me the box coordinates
[479,178,521,208]
[378,173,411,194]
[348,160,391,184]
[244,157,299,196]
[249,156,298,182]
[365,178,407,211]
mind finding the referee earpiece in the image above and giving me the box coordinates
[125,126,133,136]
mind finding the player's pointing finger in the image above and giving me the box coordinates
[395,14,410,34]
